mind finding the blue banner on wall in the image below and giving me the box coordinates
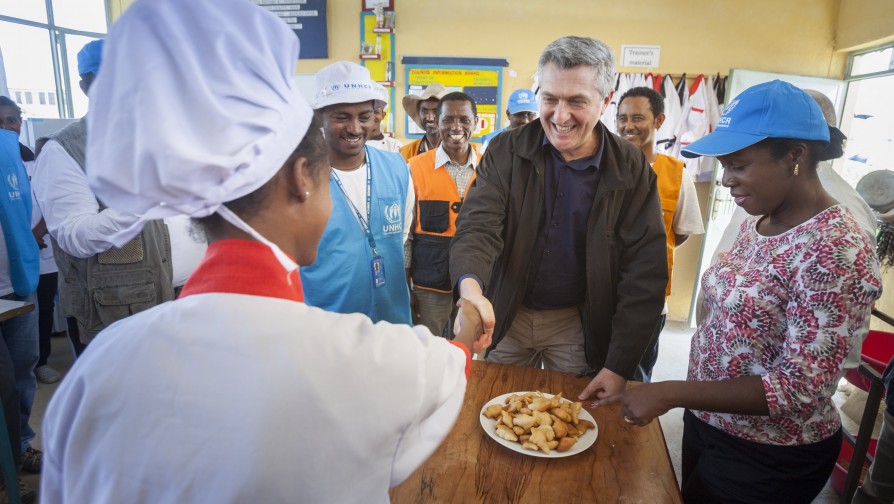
[252,0,329,59]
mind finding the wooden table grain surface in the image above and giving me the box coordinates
[390,360,682,503]
[0,300,33,323]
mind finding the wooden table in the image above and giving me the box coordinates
[390,361,682,503]
[0,300,33,323]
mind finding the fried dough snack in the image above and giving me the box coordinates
[484,391,594,454]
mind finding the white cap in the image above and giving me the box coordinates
[86,0,313,250]
[313,61,386,110]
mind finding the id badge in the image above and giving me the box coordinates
[371,255,386,288]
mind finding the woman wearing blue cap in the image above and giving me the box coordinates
[597,80,882,503]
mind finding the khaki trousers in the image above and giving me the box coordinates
[487,305,592,374]
[413,288,453,338]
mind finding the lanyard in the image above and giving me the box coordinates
[331,147,378,256]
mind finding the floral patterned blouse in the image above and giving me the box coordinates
[689,205,881,446]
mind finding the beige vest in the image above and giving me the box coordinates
[38,119,174,343]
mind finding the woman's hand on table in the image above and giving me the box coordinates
[594,383,672,427]
[578,367,627,401]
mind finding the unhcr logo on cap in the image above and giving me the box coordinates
[717,98,739,128]
[342,82,375,90]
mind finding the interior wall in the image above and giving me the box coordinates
[108,0,854,323]
[667,181,710,323]
[112,0,846,140]
[835,0,894,51]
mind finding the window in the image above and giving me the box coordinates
[0,1,107,119]
[838,45,894,188]
[849,44,894,78]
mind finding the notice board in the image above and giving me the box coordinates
[251,0,329,59]
[401,57,508,142]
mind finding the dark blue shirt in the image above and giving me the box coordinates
[523,125,605,309]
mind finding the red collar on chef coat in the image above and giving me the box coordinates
[179,239,303,302]
[180,239,471,380]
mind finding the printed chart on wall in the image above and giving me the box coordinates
[402,57,508,142]
[250,0,328,59]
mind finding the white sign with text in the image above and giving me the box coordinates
[621,45,661,68]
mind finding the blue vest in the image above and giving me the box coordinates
[301,147,411,325]
[0,130,38,296]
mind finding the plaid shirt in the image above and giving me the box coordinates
[435,145,478,196]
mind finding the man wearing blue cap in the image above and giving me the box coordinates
[32,39,174,363]
[480,88,538,151]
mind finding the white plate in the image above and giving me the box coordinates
[479,391,598,458]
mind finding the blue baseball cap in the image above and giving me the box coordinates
[77,39,105,76]
[681,80,830,159]
[507,89,537,115]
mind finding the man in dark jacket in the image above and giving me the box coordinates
[450,36,667,402]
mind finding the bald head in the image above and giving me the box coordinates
[803,89,837,125]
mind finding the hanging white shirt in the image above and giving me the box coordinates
[657,75,682,156]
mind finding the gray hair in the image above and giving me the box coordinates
[537,36,616,98]
[803,89,837,125]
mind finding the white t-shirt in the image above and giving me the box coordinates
[671,168,705,237]
[366,136,403,153]
[26,159,58,275]
[332,161,415,245]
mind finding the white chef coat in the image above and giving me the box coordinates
[656,75,682,157]
[675,75,710,179]
[32,139,141,259]
[41,239,469,503]
[163,215,207,288]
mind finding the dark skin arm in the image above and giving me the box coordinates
[595,375,768,426]
[453,297,489,353]
[32,218,48,249]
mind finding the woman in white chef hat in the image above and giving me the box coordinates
[39,0,489,502]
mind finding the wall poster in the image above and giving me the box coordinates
[251,0,328,59]
[401,57,508,142]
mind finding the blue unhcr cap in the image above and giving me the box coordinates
[681,80,830,159]
[77,39,105,76]
[507,89,537,115]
